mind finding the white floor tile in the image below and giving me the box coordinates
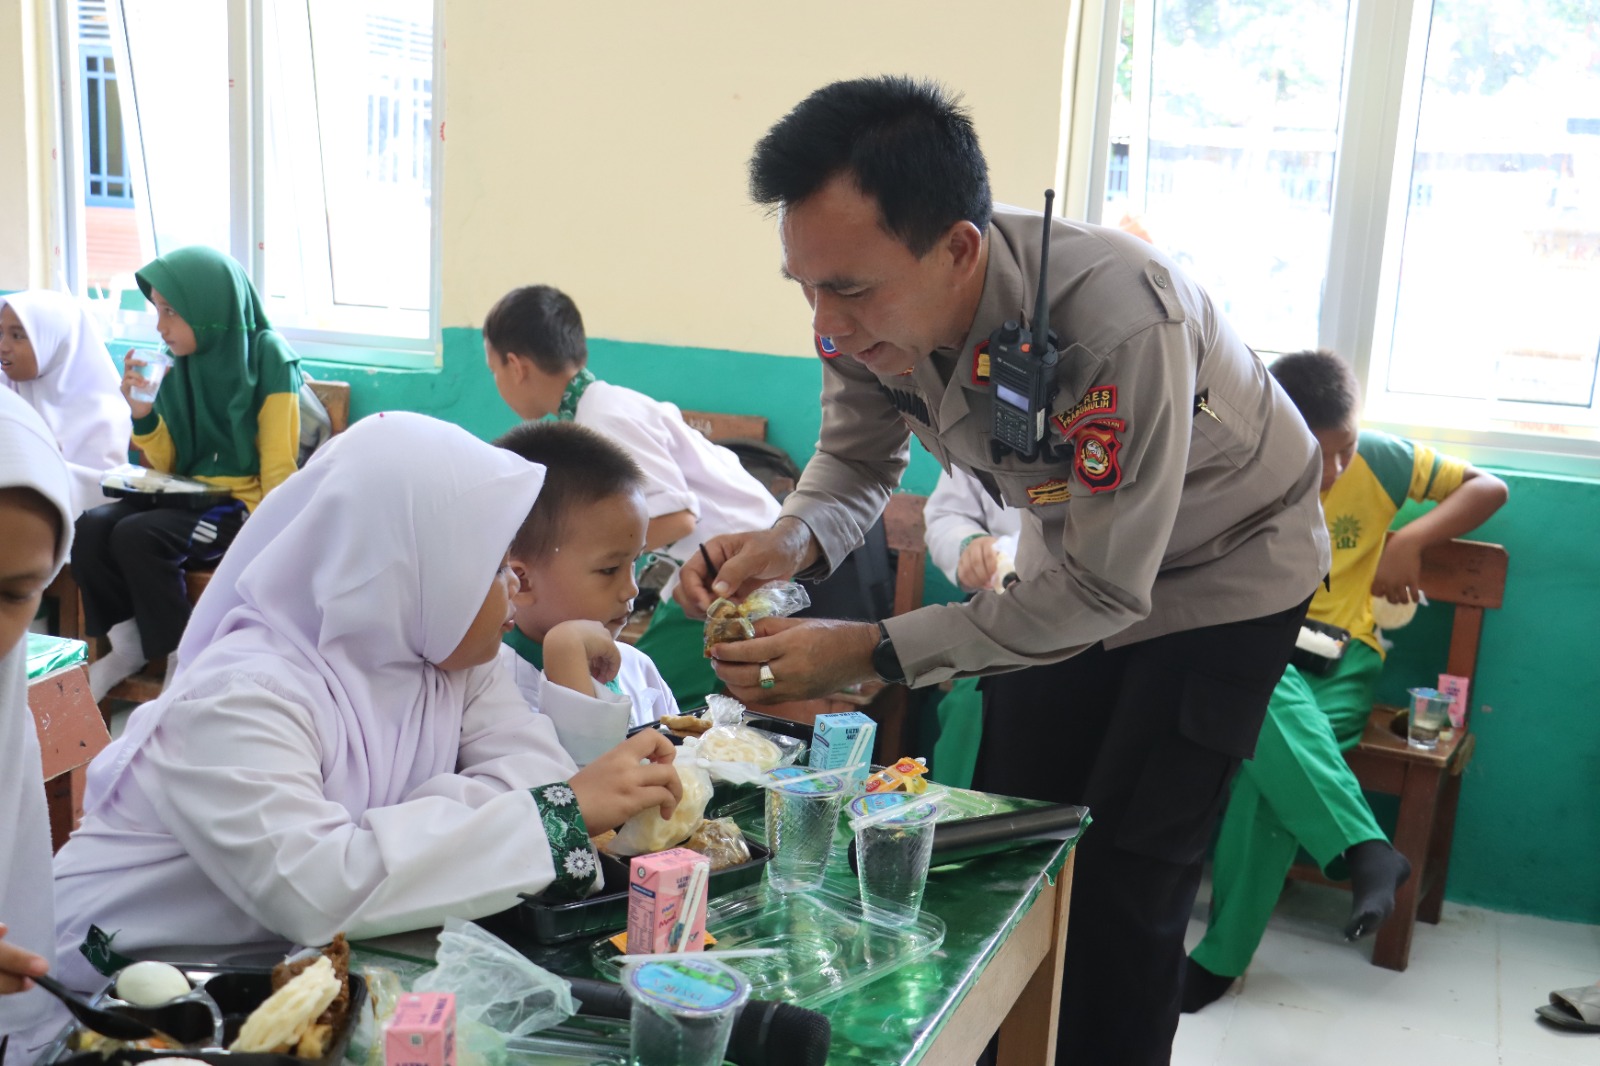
[1174,872,1600,1064]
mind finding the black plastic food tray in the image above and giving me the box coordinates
[41,965,367,1066]
[489,835,770,945]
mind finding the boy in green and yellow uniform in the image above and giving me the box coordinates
[1184,349,1508,1011]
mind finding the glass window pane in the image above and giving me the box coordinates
[1105,0,1352,352]
[121,0,229,256]
[1383,0,1600,434]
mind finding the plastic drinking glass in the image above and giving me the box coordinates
[1407,687,1453,750]
[764,767,848,893]
[848,794,938,926]
[625,957,750,1066]
[128,348,173,403]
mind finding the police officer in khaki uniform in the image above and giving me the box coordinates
[677,76,1331,1065]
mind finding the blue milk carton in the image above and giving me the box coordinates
[809,711,876,789]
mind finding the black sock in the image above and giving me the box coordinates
[1181,956,1235,1013]
[1343,840,1412,941]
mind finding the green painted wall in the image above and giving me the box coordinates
[309,330,1600,925]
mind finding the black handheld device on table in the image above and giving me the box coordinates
[989,189,1061,461]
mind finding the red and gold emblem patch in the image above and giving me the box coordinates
[1052,385,1117,439]
[815,334,839,359]
[971,340,991,385]
[1073,418,1126,494]
[1025,478,1073,505]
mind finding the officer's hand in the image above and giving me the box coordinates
[955,535,999,593]
[709,616,878,703]
[674,518,817,618]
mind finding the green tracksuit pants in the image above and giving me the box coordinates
[1190,640,1387,977]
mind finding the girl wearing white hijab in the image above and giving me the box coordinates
[0,388,76,1065]
[0,291,131,515]
[52,411,680,991]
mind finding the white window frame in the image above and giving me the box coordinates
[1069,0,1600,478]
[53,0,444,370]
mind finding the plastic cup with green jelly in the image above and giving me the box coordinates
[848,793,938,926]
[625,957,750,1066]
[764,767,848,893]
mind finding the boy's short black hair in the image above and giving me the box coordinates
[749,75,992,257]
[493,420,647,560]
[1270,349,1361,431]
[482,285,587,376]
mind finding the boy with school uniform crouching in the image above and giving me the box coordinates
[483,285,781,710]
[494,421,681,765]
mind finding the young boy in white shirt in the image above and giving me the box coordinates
[484,285,781,708]
[494,420,681,764]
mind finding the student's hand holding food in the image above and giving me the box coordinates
[119,350,154,419]
[956,534,1000,593]
[570,729,682,831]
[0,922,48,994]
[542,619,622,695]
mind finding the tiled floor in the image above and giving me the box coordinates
[1174,878,1600,1064]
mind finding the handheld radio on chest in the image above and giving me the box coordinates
[989,189,1060,461]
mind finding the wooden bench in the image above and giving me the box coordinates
[86,380,354,709]
[1287,537,1509,971]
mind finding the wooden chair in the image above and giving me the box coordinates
[1287,537,1509,971]
[97,380,354,709]
[28,644,113,850]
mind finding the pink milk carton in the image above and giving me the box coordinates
[384,992,456,1066]
[627,847,711,954]
[1438,674,1470,731]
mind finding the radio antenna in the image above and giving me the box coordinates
[1031,189,1055,334]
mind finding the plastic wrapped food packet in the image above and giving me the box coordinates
[683,817,753,871]
[702,581,811,656]
[686,695,802,785]
[608,760,715,856]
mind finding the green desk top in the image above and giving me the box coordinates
[26,632,88,681]
[355,788,1087,1066]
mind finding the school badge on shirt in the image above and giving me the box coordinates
[1073,418,1126,493]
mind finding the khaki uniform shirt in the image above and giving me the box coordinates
[781,205,1331,687]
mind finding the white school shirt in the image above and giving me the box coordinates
[575,381,781,573]
[923,467,1023,589]
[50,660,579,991]
[499,642,679,766]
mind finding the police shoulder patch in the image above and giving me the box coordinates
[1026,477,1073,505]
[1052,384,1117,439]
[1073,417,1126,494]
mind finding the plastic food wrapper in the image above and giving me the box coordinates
[864,756,930,795]
[685,695,804,785]
[344,965,402,1065]
[606,760,714,856]
[412,918,575,1038]
[702,581,811,656]
[683,816,753,871]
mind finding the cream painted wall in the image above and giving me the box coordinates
[0,0,44,289]
[440,0,1075,356]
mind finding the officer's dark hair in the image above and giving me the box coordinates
[482,285,587,376]
[749,76,992,257]
[1269,349,1360,431]
[494,421,645,561]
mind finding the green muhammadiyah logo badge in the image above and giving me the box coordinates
[1329,514,1362,551]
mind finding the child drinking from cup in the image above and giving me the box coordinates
[0,388,76,1064]
[0,291,131,516]
[73,246,304,700]
[52,412,681,991]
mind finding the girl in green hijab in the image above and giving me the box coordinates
[76,246,303,700]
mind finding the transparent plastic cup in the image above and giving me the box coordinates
[848,794,938,926]
[763,767,848,893]
[127,348,173,403]
[625,957,750,1066]
[1407,686,1453,750]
